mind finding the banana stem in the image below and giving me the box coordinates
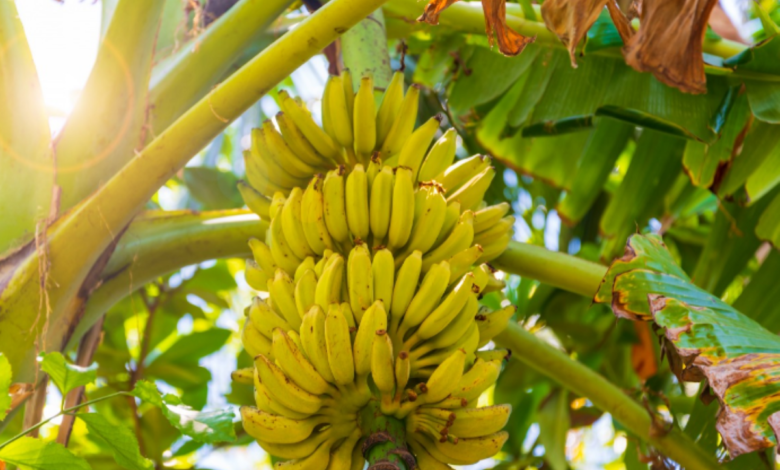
[495,322,722,470]
[360,400,414,470]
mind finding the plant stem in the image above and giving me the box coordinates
[495,322,722,470]
[360,400,412,470]
[493,241,607,297]
[341,9,394,90]
[0,392,129,451]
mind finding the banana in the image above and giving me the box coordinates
[381,84,421,159]
[244,150,288,197]
[452,358,502,402]
[282,187,317,259]
[476,233,512,264]
[231,367,254,385]
[279,90,342,163]
[389,250,423,335]
[255,354,324,415]
[354,300,388,375]
[270,268,303,330]
[347,242,373,321]
[270,213,304,275]
[294,257,316,282]
[322,75,336,146]
[353,75,377,159]
[273,328,333,396]
[404,184,447,254]
[447,405,511,438]
[243,319,272,358]
[476,305,516,347]
[424,348,466,403]
[418,128,458,183]
[249,238,277,275]
[340,302,357,330]
[367,154,381,190]
[395,350,411,396]
[275,438,335,470]
[256,428,331,460]
[413,321,478,373]
[446,245,484,283]
[263,120,318,179]
[473,215,514,246]
[432,202,460,249]
[408,437,455,470]
[371,329,396,394]
[238,180,272,218]
[419,294,479,353]
[326,428,361,470]
[483,269,505,294]
[398,114,442,178]
[249,296,292,338]
[253,128,310,189]
[436,155,490,193]
[325,304,355,385]
[376,71,405,148]
[345,164,370,241]
[255,374,312,420]
[315,253,344,310]
[369,166,394,241]
[277,111,333,168]
[412,431,508,465]
[387,166,415,250]
[240,406,326,444]
[445,166,495,212]
[414,274,475,340]
[245,260,269,291]
[295,268,318,317]
[422,211,474,272]
[301,306,336,383]
[470,264,489,294]
[301,175,335,256]
[473,202,511,233]
[343,69,355,126]
[398,261,451,337]
[372,248,394,310]
[326,74,354,150]
[270,192,286,219]
[323,167,350,244]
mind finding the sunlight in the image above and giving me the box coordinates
[15,0,101,132]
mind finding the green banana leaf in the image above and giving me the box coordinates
[595,234,780,457]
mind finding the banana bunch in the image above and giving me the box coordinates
[238,70,513,265]
[238,242,516,468]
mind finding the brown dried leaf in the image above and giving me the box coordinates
[8,383,34,413]
[419,0,534,56]
[631,322,658,380]
[606,0,636,43]
[541,0,611,66]
[622,0,719,94]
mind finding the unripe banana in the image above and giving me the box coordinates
[282,187,316,259]
[473,202,511,233]
[387,166,415,250]
[270,269,303,330]
[240,406,326,444]
[476,304,517,347]
[353,75,377,159]
[325,304,355,385]
[474,215,515,246]
[371,329,396,394]
[447,245,484,283]
[301,305,336,384]
[345,164,370,241]
[369,166,394,241]
[381,84,421,159]
[398,114,442,178]
[272,328,332,396]
[422,211,474,272]
[279,90,342,163]
[354,300,388,376]
[376,71,405,148]
[249,296,292,338]
[372,248,395,310]
[347,242,373,321]
[255,354,323,415]
[437,155,490,193]
[476,232,512,264]
[238,180,272,218]
[245,260,270,291]
[323,167,350,244]
[418,128,458,183]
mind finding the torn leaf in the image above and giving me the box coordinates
[621,0,719,94]
[419,0,534,55]
[595,234,780,457]
[541,0,611,66]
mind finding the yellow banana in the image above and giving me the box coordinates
[295,268,318,318]
[369,165,394,242]
[282,187,316,259]
[249,296,292,338]
[437,154,490,193]
[249,238,276,276]
[419,294,479,353]
[270,268,303,330]
[476,232,512,264]
[470,264,489,294]
[253,128,310,189]
[432,202,460,249]
[422,211,474,272]
[323,167,350,244]
[353,75,377,159]
[301,306,336,384]
[325,74,354,151]
[395,350,411,396]
[276,111,333,168]
[269,214,303,275]
[447,404,511,438]
[347,242,373,321]
[240,406,326,444]
[245,260,269,291]
[372,248,394,310]
[415,273,475,340]
[452,358,502,402]
[275,438,336,470]
[398,261,451,337]
[301,175,335,256]
[244,149,287,197]
[371,329,396,395]
[326,428,361,470]
[445,166,495,212]
[389,250,422,335]
[279,90,342,163]
[381,84,421,159]
[366,153,381,189]
[423,348,466,403]
[242,318,272,358]
[255,354,324,415]
[340,302,357,330]
[343,69,355,125]
[473,202,511,233]
[476,304,517,347]
[238,180,272,219]
[412,431,508,465]
[345,164,370,241]
[387,166,415,250]
[322,75,336,146]
[349,437,364,470]
[408,437,455,470]
[325,303,355,385]
[294,257,316,283]
[354,300,388,376]
[263,120,318,179]
[413,322,479,373]
[404,185,447,254]
[474,215,514,246]
[418,128,458,183]
[446,245,483,283]
[376,71,405,148]
[272,328,333,396]
[256,427,331,460]
[398,114,442,178]
[315,253,344,310]
[231,367,254,385]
